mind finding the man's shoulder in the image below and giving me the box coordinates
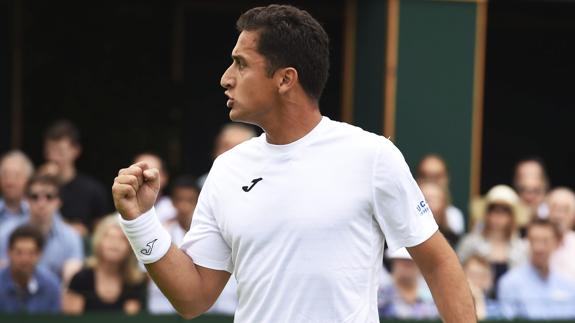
[499,264,530,288]
[35,267,61,291]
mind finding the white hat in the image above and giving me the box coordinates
[386,247,412,260]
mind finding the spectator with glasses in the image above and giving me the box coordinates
[0,175,84,283]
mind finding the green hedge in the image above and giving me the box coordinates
[0,313,569,323]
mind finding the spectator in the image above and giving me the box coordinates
[133,153,176,224]
[0,175,84,282]
[457,185,527,291]
[0,225,60,313]
[547,187,575,282]
[462,254,500,320]
[44,120,110,236]
[419,181,460,247]
[63,214,146,314]
[498,219,575,319]
[147,175,238,315]
[0,150,34,225]
[415,154,465,235]
[513,157,549,220]
[378,248,437,319]
[197,123,257,188]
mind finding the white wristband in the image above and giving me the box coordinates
[118,207,172,264]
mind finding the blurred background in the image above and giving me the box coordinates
[1,0,575,322]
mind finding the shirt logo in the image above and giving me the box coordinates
[242,178,263,192]
[416,200,430,215]
[141,238,158,256]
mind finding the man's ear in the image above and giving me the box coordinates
[277,67,298,94]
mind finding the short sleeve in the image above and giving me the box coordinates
[179,170,233,273]
[372,139,438,252]
[68,268,92,296]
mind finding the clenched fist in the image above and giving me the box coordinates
[112,161,160,220]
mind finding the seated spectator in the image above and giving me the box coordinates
[498,219,575,319]
[63,214,146,314]
[547,187,575,282]
[198,123,257,188]
[147,175,238,315]
[457,185,527,291]
[133,153,176,224]
[43,120,111,236]
[0,225,60,313]
[378,248,437,319]
[419,181,460,247]
[0,175,84,282]
[463,254,500,320]
[0,150,34,225]
[415,154,465,235]
[513,157,549,221]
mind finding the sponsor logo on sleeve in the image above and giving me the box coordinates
[416,200,430,216]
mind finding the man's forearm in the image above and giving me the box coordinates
[424,251,477,322]
[409,232,477,323]
[145,245,207,318]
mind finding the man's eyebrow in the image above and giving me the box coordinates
[231,54,245,61]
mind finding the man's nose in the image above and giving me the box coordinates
[220,64,234,89]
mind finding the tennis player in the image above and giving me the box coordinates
[112,4,476,322]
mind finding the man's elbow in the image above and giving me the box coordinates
[174,298,213,320]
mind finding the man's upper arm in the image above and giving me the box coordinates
[406,230,450,272]
[372,139,438,252]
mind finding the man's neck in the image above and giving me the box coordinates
[261,99,322,145]
[533,263,551,279]
[10,269,31,291]
[59,164,77,184]
[3,198,22,213]
[30,216,53,236]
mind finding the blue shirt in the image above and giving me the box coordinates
[0,266,61,313]
[498,263,575,319]
[0,199,28,226]
[0,213,84,279]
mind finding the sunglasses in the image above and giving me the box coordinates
[28,193,58,201]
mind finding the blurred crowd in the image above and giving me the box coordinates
[0,120,574,321]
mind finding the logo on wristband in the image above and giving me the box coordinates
[141,238,158,256]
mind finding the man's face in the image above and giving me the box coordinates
[9,238,41,277]
[418,157,449,189]
[547,191,575,232]
[220,30,279,126]
[44,138,80,168]
[420,183,447,220]
[392,259,420,285]
[172,187,199,230]
[26,183,60,223]
[516,176,546,210]
[0,158,29,202]
[527,224,559,270]
[214,128,254,158]
[464,258,493,293]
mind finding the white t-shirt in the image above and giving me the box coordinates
[180,117,438,323]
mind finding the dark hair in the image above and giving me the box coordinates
[44,119,81,146]
[171,175,199,193]
[26,175,61,196]
[527,218,562,241]
[9,225,45,251]
[236,4,329,101]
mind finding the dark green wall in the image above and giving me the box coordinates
[393,0,478,216]
[352,0,387,134]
